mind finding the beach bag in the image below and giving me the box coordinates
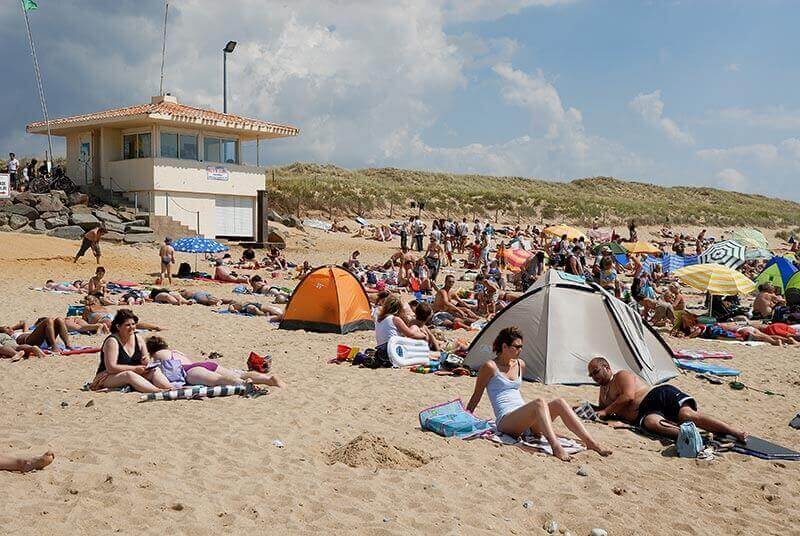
[177,262,192,278]
[247,352,272,373]
[676,421,703,458]
[158,359,186,388]
[419,399,491,439]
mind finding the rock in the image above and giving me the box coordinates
[84,399,95,408]
[69,213,101,230]
[589,530,607,536]
[94,211,122,224]
[170,503,184,511]
[70,204,93,214]
[522,500,533,509]
[0,213,7,226]
[102,221,126,234]
[576,466,588,477]
[283,215,304,230]
[67,192,89,206]
[125,225,154,234]
[125,219,147,228]
[11,191,39,206]
[48,225,85,240]
[101,231,125,242]
[99,205,118,215]
[0,198,11,207]
[9,214,29,230]
[544,520,558,534]
[123,233,155,244]
[35,196,64,213]
[267,209,283,222]
[39,211,59,219]
[117,210,137,222]
[33,219,47,231]
[60,401,69,408]
[0,225,11,232]
[50,189,67,202]
[6,203,39,220]
[44,216,68,229]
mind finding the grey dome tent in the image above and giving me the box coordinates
[465,270,677,385]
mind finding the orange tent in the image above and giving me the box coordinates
[279,266,375,334]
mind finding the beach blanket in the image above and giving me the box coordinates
[303,219,333,231]
[355,217,369,227]
[488,431,586,455]
[41,344,100,355]
[673,350,734,360]
[714,339,767,347]
[139,384,247,402]
[674,359,740,376]
[215,309,255,317]
[30,287,73,294]
[232,285,252,294]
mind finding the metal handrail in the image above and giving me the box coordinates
[165,192,201,235]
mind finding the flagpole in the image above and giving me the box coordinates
[159,0,170,96]
[20,0,53,167]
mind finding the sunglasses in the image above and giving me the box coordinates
[510,343,524,350]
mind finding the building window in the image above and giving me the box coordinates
[123,133,152,159]
[203,136,238,164]
[160,132,178,158]
[179,134,198,160]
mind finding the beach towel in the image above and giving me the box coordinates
[43,345,101,355]
[488,431,586,455]
[673,350,734,360]
[215,309,256,317]
[713,339,767,347]
[66,305,85,317]
[419,399,492,439]
[302,219,333,231]
[355,217,369,227]
[674,359,740,376]
[139,384,248,402]
[232,285,252,294]
[30,287,72,294]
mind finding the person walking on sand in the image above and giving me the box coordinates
[467,327,611,461]
[74,225,107,264]
[159,238,176,285]
[7,153,19,190]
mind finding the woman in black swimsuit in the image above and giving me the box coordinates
[89,309,171,393]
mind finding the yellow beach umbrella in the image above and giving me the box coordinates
[543,225,584,240]
[621,241,661,254]
[673,263,756,295]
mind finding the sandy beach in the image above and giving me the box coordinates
[1,225,799,536]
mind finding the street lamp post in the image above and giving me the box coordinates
[222,40,237,113]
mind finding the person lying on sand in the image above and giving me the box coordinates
[149,288,193,305]
[45,279,83,292]
[587,356,747,442]
[64,316,109,335]
[752,283,785,319]
[434,275,480,322]
[14,317,73,351]
[214,259,249,283]
[89,309,171,393]
[0,451,54,473]
[672,312,789,346]
[84,295,161,331]
[178,289,233,307]
[146,336,284,388]
[227,301,284,321]
[249,276,291,303]
[467,327,611,461]
[0,323,45,360]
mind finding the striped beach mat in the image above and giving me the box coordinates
[140,384,246,402]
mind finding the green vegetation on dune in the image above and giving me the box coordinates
[266,163,799,227]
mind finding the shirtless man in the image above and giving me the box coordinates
[587,356,747,441]
[752,284,785,319]
[213,259,248,283]
[74,225,107,264]
[388,245,416,268]
[434,275,480,322]
[159,238,176,285]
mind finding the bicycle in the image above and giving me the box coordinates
[27,166,78,195]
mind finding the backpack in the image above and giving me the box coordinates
[177,262,192,278]
[676,421,703,458]
[247,352,272,373]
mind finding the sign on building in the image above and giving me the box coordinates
[0,173,9,198]
[207,166,229,181]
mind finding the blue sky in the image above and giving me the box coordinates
[2,0,799,199]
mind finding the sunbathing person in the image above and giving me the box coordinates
[228,301,284,321]
[149,288,193,305]
[89,309,171,393]
[407,302,441,351]
[214,259,249,283]
[86,266,108,295]
[249,276,291,303]
[467,327,611,461]
[64,316,109,335]
[267,247,288,270]
[0,451,55,473]
[45,279,82,292]
[374,295,429,360]
[178,289,232,306]
[14,317,74,351]
[84,295,162,331]
[434,275,480,322]
[671,312,786,346]
[0,323,45,360]
[146,336,284,388]
[587,356,747,442]
[752,283,785,319]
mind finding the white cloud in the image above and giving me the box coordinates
[715,168,747,191]
[629,90,694,145]
[713,107,800,130]
[696,143,780,164]
[725,63,740,72]
[442,0,575,23]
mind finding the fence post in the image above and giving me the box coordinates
[134,192,139,214]
[196,211,200,237]
[166,191,169,217]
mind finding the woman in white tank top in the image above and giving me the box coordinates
[374,295,429,360]
[466,326,611,461]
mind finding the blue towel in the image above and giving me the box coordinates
[674,359,740,376]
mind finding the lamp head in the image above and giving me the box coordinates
[223,41,237,53]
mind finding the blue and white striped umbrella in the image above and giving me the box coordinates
[171,237,229,253]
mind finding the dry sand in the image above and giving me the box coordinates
[1,224,799,536]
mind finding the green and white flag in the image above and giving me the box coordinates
[22,0,38,12]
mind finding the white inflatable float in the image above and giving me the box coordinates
[387,336,433,368]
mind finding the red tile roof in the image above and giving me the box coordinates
[27,100,299,137]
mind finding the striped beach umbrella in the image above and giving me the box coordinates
[731,228,768,250]
[698,239,746,269]
[673,263,756,295]
[503,248,534,272]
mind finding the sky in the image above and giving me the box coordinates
[2,0,799,199]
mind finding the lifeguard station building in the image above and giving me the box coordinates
[26,94,299,239]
